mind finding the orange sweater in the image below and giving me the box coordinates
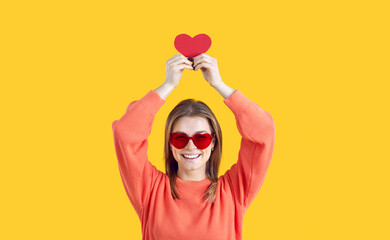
[112,89,275,240]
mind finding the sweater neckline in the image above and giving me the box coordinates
[175,176,212,187]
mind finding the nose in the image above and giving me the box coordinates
[185,139,197,149]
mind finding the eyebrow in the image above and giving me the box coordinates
[173,130,208,134]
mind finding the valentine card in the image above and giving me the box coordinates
[174,34,212,59]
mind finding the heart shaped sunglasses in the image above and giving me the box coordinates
[170,132,215,150]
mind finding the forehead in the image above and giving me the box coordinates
[172,116,211,134]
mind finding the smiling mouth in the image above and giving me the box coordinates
[181,154,201,160]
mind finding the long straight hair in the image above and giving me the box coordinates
[164,98,222,203]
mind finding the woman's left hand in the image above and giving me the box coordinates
[193,53,223,88]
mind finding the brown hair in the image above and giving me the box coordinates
[164,98,222,203]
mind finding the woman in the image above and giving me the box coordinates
[112,53,275,240]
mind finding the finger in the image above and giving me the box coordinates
[176,63,194,71]
[194,53,207,60]
[179,54,190,61]
[184,64,194,70]
[200,53,209,58]
[172,57,192,67]
[182,55,193,65]
[194,62,210,71]
[167,54,186,65]
[193,54,202,63]
[193,54,211,67]
[167,54,180,65]
[193,58,212,69]
[194,53,211,62]
[179,55,193,65]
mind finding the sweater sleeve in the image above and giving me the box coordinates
[112,90,165,218]
[222,90,275,213]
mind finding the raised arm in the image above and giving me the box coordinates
[112,89,165,218]
[222,89,275,213]
[192,53,275,212]
[112,54,192,217]
[154,82,176,100]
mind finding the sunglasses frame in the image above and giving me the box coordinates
[170,132,215,150]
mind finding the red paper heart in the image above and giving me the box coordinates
[174,34,212,59]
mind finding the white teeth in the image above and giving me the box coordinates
[182,154,201,159]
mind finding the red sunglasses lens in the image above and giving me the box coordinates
[170,133,188,149]
[170,133,213,150]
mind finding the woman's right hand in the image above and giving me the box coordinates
[164,54,193,88]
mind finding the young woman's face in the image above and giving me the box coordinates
[170,116,215,180]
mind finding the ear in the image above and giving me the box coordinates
[211,137,216,149]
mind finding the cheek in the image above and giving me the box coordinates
[173,150,179,158]
[172,148,182,162]
[203,149,212,159]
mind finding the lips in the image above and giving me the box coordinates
[181,154,201,160]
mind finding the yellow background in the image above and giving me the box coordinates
[1,0,389,239]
